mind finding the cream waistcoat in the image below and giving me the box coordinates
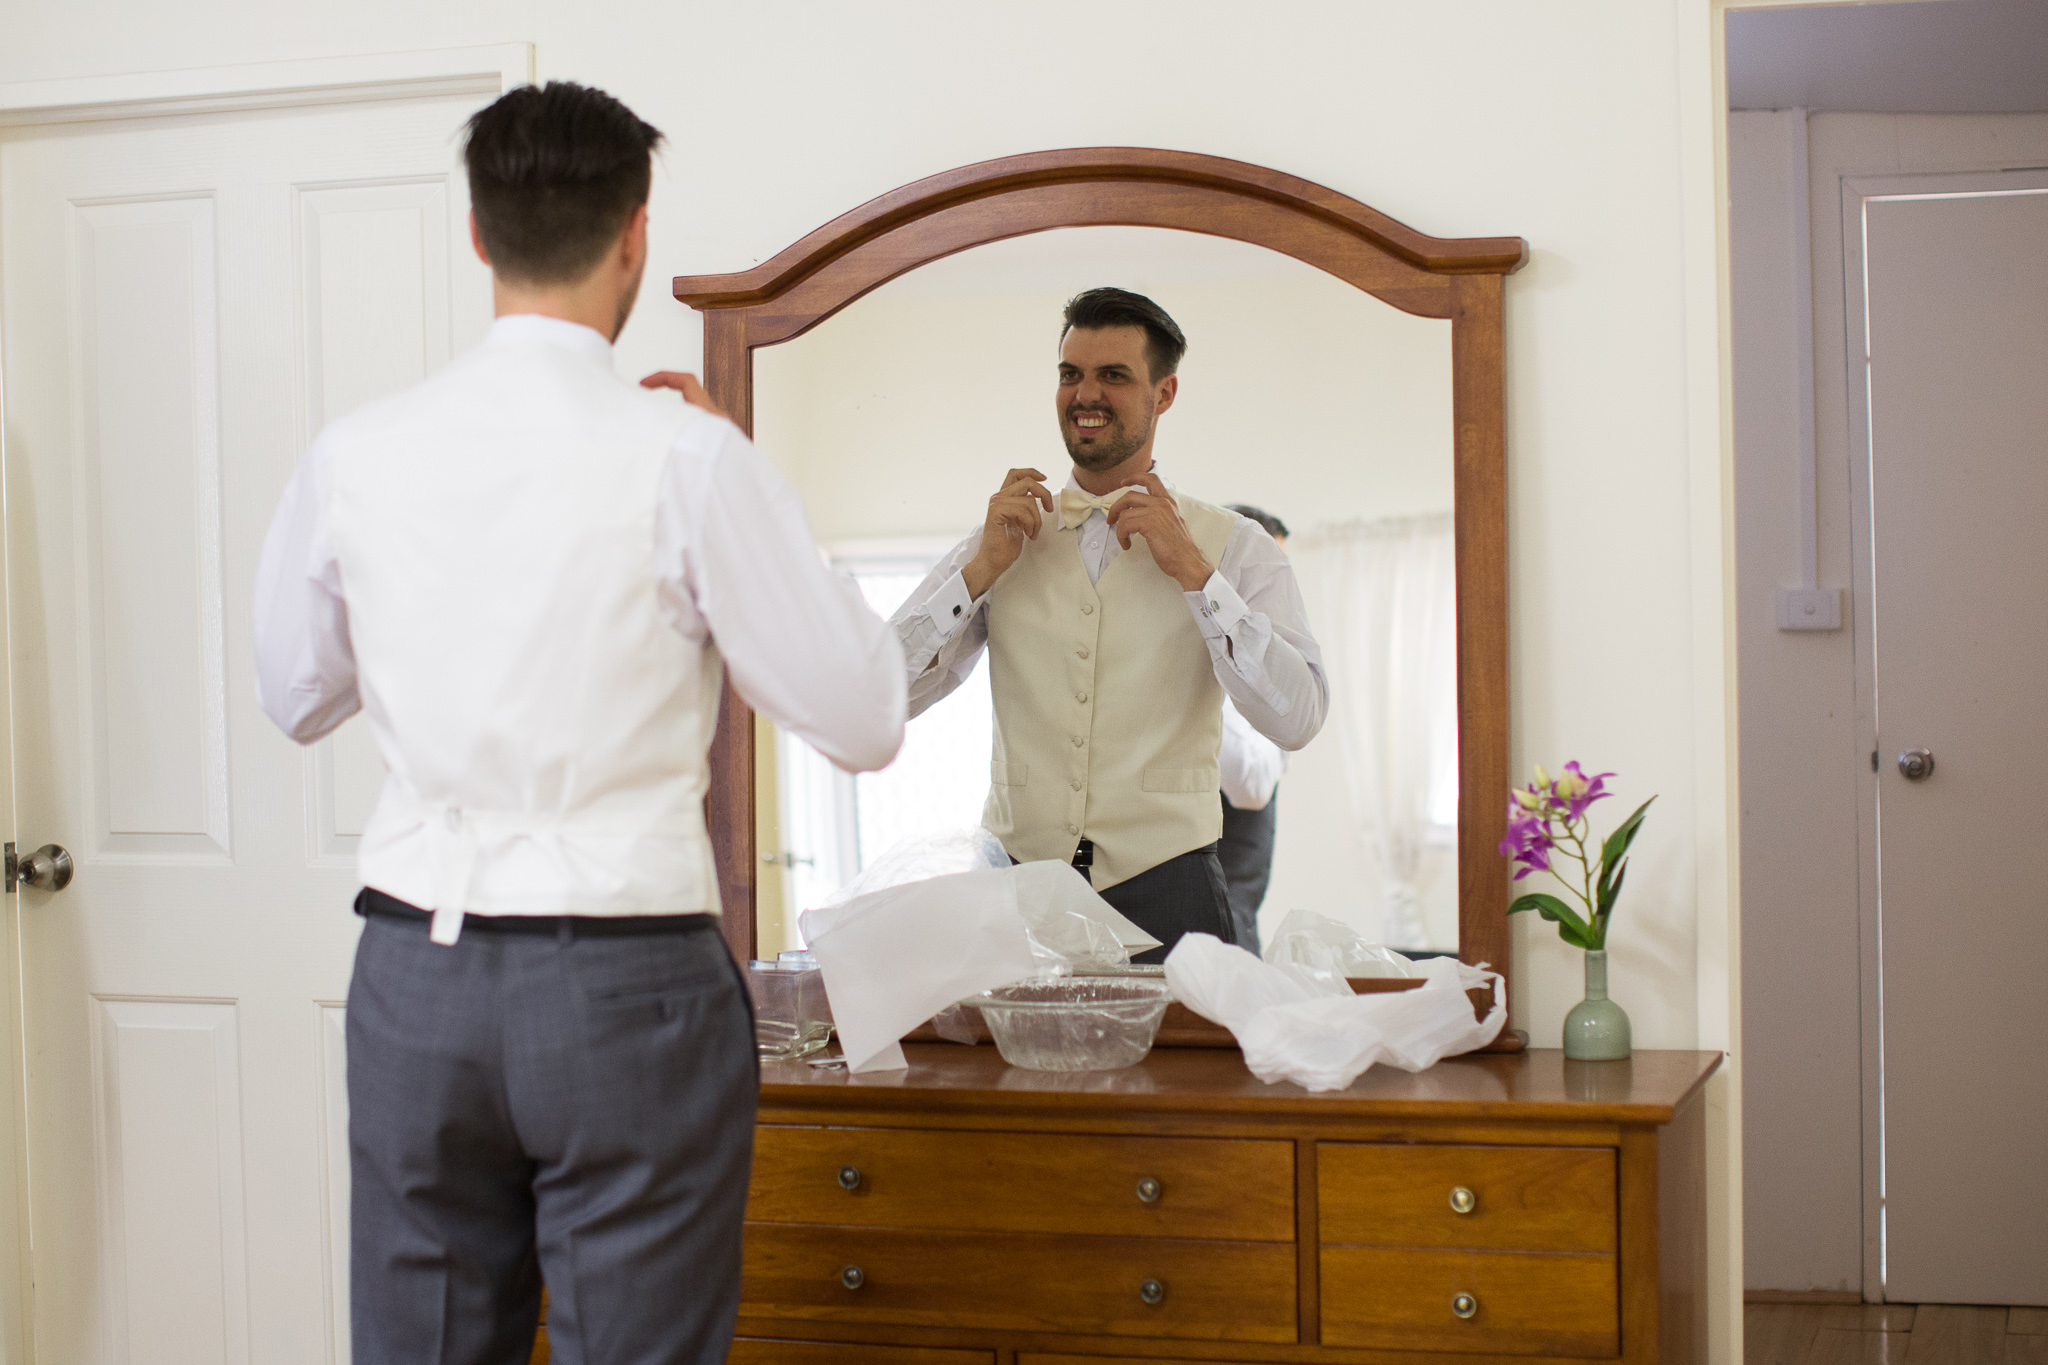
[328,333,724,919]
[982,492,1241,890]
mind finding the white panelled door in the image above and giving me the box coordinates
[0,93,492,1362]
[1860,176,2048,1305]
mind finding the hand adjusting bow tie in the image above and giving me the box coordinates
[1057,485,1139,530]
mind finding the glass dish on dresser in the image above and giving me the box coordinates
[974,978,1173,1071]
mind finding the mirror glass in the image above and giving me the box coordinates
[750,226,1457,958]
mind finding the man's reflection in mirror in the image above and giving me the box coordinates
[889,289,1328,960]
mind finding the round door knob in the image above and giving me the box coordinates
[1135,1176,1162,1204]
[839,1265,864,1290]
[1449,1185,1477,1215]
[19,845,72,892]
[1452,1292,1479,1320]
[837,1165,862,1191]
[1139,1278,1166,1305]
[1898,749,1935,781]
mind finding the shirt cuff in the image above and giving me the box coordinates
[925,571,980,642]
[1185,571,1251,639]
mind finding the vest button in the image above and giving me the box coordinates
[1070,780,1083,791]
[1066,823,1080,835]
[1071,736,1085,748]
[1081,603,1095,615]
[1076,647,1089,659]
[1075,691,1088,703]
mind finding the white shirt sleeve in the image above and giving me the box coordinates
[1219,697,1287,809]
[1183,520,1328,751]
[254,433,362,744]
[888,529,991,721]
[656,416,907,774]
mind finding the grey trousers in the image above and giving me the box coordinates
[346,903,758,1365]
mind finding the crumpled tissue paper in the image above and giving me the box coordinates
[1164,933,1505,1092]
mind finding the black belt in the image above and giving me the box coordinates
[354,887,719,939]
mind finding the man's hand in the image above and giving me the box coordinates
[1105,472,1213,592]
[639,370,730,421]
[962,468,1054,599]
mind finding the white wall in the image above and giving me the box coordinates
[752,240,1459,949]
[0,0,1743,1349]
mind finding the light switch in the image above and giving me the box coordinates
[1776,587,1843,632]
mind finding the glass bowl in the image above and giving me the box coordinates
[973,978,1173,1072]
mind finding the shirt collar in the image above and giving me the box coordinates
[485,313,614,363]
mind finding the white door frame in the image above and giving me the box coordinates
[1805,112,2048,1302]
[0,43,529,1363]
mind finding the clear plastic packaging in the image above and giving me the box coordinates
[973,978,1173,1071]
[1262,908,1422,977]
[746,962,832,1058]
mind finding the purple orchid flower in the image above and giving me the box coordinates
[1502,761,1656,952]
[1557,761,1616,822]
[1498,802,1555,880]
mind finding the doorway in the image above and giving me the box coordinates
[0,76,499,1363]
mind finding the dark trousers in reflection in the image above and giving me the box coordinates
[1217,792,1278,957]
[1071,839,1235,964]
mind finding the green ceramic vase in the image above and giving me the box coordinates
[1562,949,1632,1060]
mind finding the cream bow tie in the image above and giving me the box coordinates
[1057,485,1137,529]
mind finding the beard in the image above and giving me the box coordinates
[1062,401,1153,471]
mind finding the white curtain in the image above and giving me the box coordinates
[1301,515,1458,946]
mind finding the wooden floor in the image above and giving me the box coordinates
[1748,1304,2048,1364]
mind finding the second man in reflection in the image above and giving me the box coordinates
[891,288,1326,961]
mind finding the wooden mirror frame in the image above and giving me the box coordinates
[674,147,1527,1004]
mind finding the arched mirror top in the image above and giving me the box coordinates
[674,147,1527,361]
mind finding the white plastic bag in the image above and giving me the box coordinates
[1263,908,1423,978]
[1165,933,1504,1092]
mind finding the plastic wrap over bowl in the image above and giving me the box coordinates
[974,978,1173,1071]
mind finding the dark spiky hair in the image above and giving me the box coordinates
[463,81,664,285]
[1060,287,1187,382]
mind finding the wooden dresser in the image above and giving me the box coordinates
[726,1044,1719,1365]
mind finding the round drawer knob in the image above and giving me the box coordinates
[1135,1176,1163,1204]
[840,1265,865,1290]
[1449,1185,1477,1214]
[1452,1291,1479,1320]
[837,1165,862,1191]
[1139,1278,1166,1306]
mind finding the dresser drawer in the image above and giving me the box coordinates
[731,1343,992,1365]
[742,1223,1297,1343]
[1321,1246,1618,1356]
[1318,1142,1615,1252]
[750,1126,1294,1241]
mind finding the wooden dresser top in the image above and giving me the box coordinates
[761,1045,1721,1126]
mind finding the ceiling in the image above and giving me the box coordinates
[1728,0,2048,113]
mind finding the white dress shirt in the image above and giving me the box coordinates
[893,472,1327,751]
[256,314,905,930]
[1220,697,1287,810]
